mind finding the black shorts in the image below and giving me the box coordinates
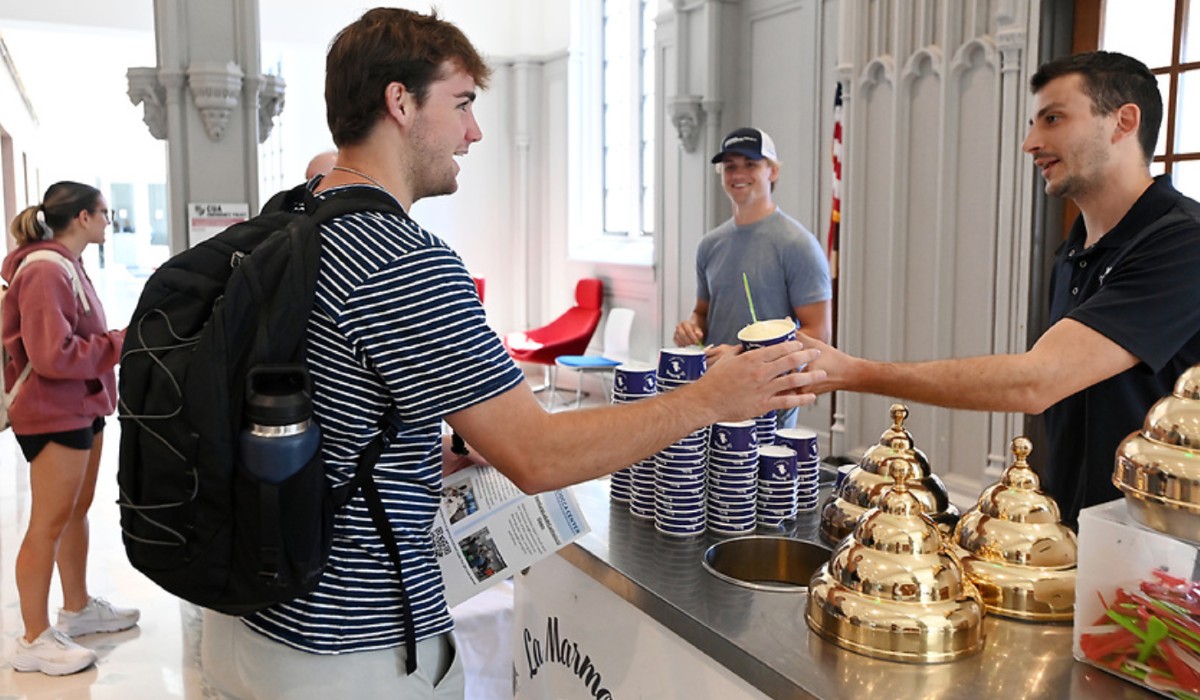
[16,417,106,462]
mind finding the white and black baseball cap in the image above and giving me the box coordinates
[710,127,778,163]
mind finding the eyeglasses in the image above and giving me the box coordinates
[92,208,112,223]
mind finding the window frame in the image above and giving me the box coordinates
[600,0,655,238]
[1099,0,1200,179]
[568,0,656,265]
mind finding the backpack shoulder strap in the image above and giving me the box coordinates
[260,183,306,215]
[261,182,409,225]
[5,250,82,402]
[317,190,407,222]
[340,407,417,674]
[16,250,91,315]
[3,362,33,405]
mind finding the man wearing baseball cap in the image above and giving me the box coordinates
[674,126,832,429]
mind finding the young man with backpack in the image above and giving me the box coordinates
[197,8,824,698]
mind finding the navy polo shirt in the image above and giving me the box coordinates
[1042,175,1200,526]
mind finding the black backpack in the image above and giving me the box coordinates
[117,183,419,671]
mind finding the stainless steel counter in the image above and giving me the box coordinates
[556,479,1157,700]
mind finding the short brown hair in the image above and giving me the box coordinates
[1031,51,1161,164]
[325,8,492,146]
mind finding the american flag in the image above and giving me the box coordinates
[827,82,843,280]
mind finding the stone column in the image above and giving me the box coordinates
[125,0,285,253]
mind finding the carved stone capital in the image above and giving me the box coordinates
[257,73,286,144]
[996,28,1026,74]
[126,66,167,140]
[668,95,705,152]
[187,61,244,141]
[158,68,186,91]
[996,28,1026,53]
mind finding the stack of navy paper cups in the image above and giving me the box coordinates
[756,444,798,528]
[754,410,777,446]
[653,347,708,537]
[610,362,657,505]
[777,426,821,513]
[706,419,760,536]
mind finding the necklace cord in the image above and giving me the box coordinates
[330,165,388,191]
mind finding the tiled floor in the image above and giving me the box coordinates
[0,419,213,699]
[0,258,208,699]
[0,256,606,699]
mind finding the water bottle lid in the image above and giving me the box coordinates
[245,365,313,426]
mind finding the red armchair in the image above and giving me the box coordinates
[504,278,604,400]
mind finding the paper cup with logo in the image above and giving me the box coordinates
[776,427,819,463]
[710,420,758,453]
[658,346,707,383]
[614,362,657,396]
[758,445,797,482]
[736,318,797,351]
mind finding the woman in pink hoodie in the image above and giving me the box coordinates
[2,182,139,676]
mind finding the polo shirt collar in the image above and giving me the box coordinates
[1064,174,1182,255]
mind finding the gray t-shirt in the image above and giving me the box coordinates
[696,208,831,345]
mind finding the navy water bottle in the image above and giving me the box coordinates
[240,365,321,483]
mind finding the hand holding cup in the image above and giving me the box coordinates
[688,340,824,424]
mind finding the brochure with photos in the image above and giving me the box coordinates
[434,465,591,607]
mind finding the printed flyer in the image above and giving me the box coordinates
[434,465,590,607]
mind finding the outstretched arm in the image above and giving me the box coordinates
[798,317,1138,414]
[446,342,824,494]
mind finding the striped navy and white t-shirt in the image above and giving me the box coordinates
[243,184,525,654]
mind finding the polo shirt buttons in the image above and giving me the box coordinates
[1079,260,1088,268]
[1072,286,1079,295]
[1068,249,1076,257]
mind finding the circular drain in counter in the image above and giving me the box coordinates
[702,535,830,592]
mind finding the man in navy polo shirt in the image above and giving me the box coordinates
[800,51,1200,526]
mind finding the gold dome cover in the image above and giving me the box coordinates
[820,404,960,545]
[1114,365,1200,543]
[807,457,987,663]
[953,437,1077,621]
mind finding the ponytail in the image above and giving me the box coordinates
[8,181,101,247]
[10,205,47,246]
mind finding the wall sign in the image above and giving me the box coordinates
[188,202,249,247]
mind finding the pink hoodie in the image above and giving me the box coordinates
[1,240,125,435]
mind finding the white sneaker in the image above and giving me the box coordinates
[56,596,141,637]
[10,627,97,676]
